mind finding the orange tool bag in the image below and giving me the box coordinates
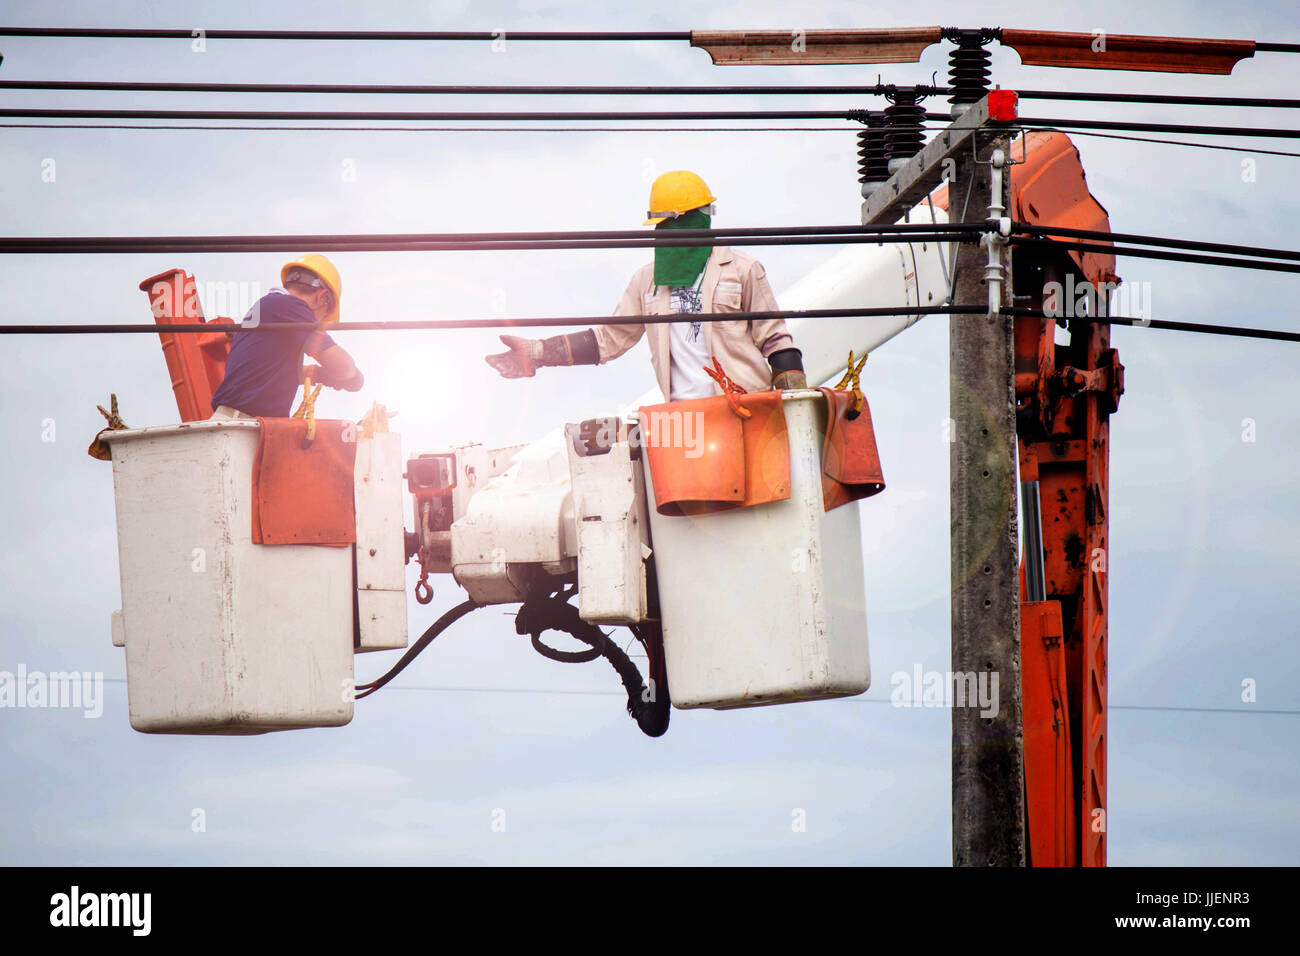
[250,418,358,546]
[639,391,791,516]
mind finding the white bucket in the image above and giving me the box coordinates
[643,391,871,709]
[105,421,354,733]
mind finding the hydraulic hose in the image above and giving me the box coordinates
[355,598,480,699]
[516,594,671,738]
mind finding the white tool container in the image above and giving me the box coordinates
[564,424,651,625]
[105,420,354,734]
[353,432,409,652]
[642,390,870,709]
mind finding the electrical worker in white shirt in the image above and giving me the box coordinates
[485,170,806,400]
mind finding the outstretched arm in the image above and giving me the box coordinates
[485,330,601,378]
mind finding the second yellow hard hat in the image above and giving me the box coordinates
[281,253,342,324]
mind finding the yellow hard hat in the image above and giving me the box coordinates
[281,253,342,324]
[644,170,717,226]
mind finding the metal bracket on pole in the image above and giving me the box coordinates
[981,149,1013,317]
[861,96,991,227]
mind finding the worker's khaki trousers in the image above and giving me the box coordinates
[209,405,257,421]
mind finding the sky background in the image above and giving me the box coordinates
[1,0,1297,865]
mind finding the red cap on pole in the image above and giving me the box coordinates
[988,89,1019,122]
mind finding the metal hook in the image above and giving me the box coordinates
[414,578,433,604]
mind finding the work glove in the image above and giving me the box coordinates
[486,331,601,379]
[486,335,544,378]
[304,363,365,391]
[768,348,807,390]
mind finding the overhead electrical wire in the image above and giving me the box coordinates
[0,123,859,133]
[3,26,1298,55]
[0,305,990,336]
[1016,114,1300,140]
[1004,309,1300,344]
[5,221,1298,270]
[0,222,976,255]
[0,80,918,96]
[2,307,1297,343]
[0,27,693,41]
[1011,237,1300,274]
[4,79,1300,110]
[1010,222,1300,262]
[941,126,1300,159]
[4,108,1298,142]
[9,121,1300,159]
[91,674,1300,715]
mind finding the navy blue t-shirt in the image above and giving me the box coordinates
[210,290,336,417]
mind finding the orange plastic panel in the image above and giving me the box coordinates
[691,27,940,65]
[139,269,233,422]
[251,418,357,547]
[640,392,790,516]
[818,388,885,511]
[928,130,1117,288]
[1002,30,1254,75]
[1021,599,1076,866]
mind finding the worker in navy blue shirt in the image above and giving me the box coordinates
[210,254,363,419]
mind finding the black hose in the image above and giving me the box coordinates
[516,595,670,738]
[530,632,602,664]
[355,599,480,699]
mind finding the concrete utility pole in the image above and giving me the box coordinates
[948,135,1025,867]
[862,96,1027,866]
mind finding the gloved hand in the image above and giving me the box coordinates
[486,335,544,378]
[773,370,808,390]
[305,363,364,391]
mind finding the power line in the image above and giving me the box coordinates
[0,27,692,41]
[8,218,1298,274]
[0,123,857,133]
[0,233,967,253]
[5,80,1299,110]
[4,308,1297,344]
[1011,222,1300,262]
[93,678,1300,714]
[0,80,911,96]
[1017,89,1300,109]
[0,305,988,336]
[11,121,1300,159]
[1016,115,1300,140]
[369,688,1300,714]
[1005,308,1300,344]
[0,107,867,121]
[0,222,973,255]
[4,26,1298,55]
[1010,236,1300,275]
[994,126,1300,158]
[6,108,1298,141]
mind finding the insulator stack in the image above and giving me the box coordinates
[949,30,993,115]
[883,90,925,174]
[856,112,889,198]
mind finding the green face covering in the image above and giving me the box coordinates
[653,208,712,287]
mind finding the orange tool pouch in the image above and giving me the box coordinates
[817,387,886,511]
[640,391,791,517]
[251,418,358,546]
